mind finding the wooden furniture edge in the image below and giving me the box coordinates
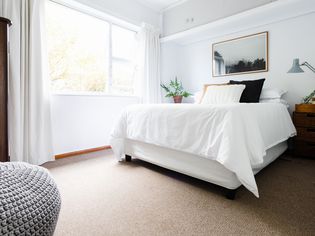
[295,104,315,113]
[55,146,111,159]
[0,17,12,26]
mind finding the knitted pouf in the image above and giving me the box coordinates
[0,162,61,236]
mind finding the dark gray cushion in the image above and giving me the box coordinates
[229,78,265,103]
[0,162,61,236]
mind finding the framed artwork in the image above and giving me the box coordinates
[212,31,268,77]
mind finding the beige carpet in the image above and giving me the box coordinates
[43,150,315,236]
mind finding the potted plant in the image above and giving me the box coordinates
[161,77,192,103]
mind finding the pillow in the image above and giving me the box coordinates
[260,98,290,108]
[229,79,265,103]
[201,84,246,105]
[260,88,287,100]
[199,83,229,103]
[193,90,203,104]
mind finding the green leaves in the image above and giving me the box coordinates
[302,90,315,104]
[160,77,192,98]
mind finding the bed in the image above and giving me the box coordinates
[110,103,296,199]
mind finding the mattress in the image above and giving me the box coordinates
[125,139,288,190]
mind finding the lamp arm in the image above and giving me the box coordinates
[301,61,315,73]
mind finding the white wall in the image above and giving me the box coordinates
[162,0,275,36]
[74,0,161,27]
[51,95,139,155]
[161,13,315,111]
[160,42,184,103]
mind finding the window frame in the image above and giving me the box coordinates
[47,0,140,97]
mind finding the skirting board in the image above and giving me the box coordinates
[55,146,111,159]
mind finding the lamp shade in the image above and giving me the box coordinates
[288,58,304,73]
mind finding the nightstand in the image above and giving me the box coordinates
[293,104,315,158]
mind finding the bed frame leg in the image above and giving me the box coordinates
[225,189,237,200]
[125,155,132,162]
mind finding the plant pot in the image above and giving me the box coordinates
[173,96,183,103]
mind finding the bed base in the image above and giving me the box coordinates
[225,189,237,200]
[125,154,132,162]
[125,154,238,200]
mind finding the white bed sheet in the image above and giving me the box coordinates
[110,103,296,197]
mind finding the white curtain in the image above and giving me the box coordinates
[0,0,54,165]
[136,23,161,104]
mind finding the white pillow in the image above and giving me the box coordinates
[193,90,203,104]
[260,88,287,100]
[201,85,246,104]
[260,98,290,108]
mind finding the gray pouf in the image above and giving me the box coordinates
[0,162,61,236]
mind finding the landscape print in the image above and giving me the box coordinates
[212,32,268,77]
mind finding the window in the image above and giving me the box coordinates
[46,1,137,95]
[111,25,137,95]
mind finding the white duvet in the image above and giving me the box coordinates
[110,103,296,197]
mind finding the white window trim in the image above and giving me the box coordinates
[52,91,140,99]
[108,23,113,94]
[48,0,140,97]
[49,0,140,32]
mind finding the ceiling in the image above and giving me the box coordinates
[136,0,186,12]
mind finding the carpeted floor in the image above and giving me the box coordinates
[43,150,315,236]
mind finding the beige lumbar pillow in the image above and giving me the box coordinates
[200,84,246,104]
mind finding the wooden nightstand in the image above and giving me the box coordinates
[293,104,315,158]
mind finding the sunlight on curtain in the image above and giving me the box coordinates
[136,23,161,104]
[0,0,54,165]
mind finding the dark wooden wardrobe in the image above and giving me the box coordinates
[0,17,11,162]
